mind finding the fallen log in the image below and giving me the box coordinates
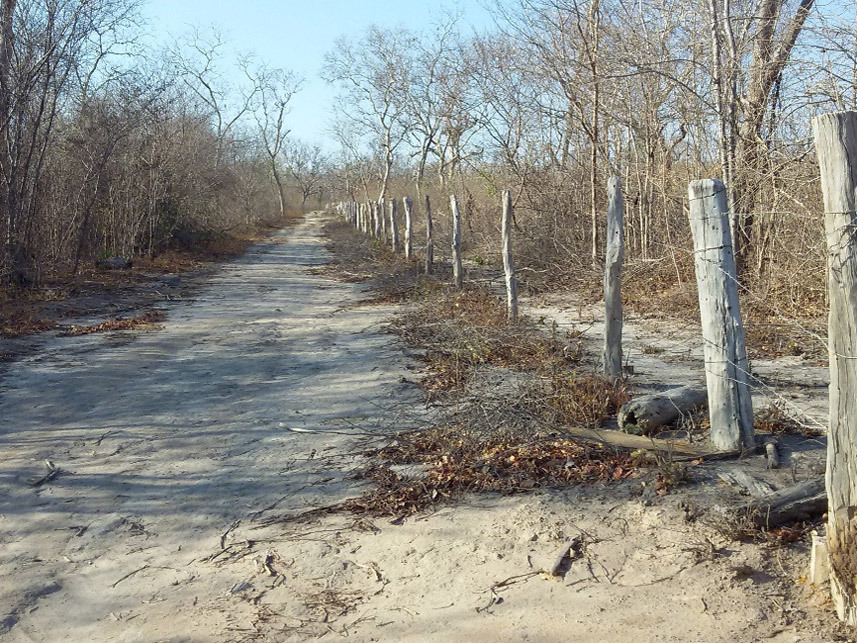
[739,475,826,528]
[618,385,707,435]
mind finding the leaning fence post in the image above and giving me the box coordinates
[813,110,857,626]
[603,177,624,376]
[450,194,463,289]
[501,190,518,320]
[425,195,434,274]
[687,179,754,452]
[390,199,400,252]
[403,197,413,260]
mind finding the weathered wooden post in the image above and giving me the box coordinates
[373,201,381,238]
[425,195,434,274]
[381,199,388,241]
[389,199,400,252]
[450,194,463,289]
[501,190,518,320]
[687,179,754,452]
[403,197,413,260]
[603,177,624,376]
[813,111,857,625]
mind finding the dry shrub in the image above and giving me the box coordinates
[754,402,821,437]
[0,310,57,337]
[345,425,634,516]
[528,372,631,429]
[392,286,574,396]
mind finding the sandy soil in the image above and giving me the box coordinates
[0,212,845,642]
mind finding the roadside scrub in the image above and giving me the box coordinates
[322,218,636,517]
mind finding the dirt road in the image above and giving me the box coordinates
[0,213,838,642]
[0,212,420,641]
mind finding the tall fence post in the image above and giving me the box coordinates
[687,179,754,452]
[373,201,381,238]
[501,190,518,320]
[403,197,413,260]
[390,198,400,252]
[425,195,434,274]
[381,199,388,241]
[450,194,463,289]
[813,111,857,626]
[603,176,624,376]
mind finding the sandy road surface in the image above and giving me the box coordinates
[0,212,840,642]
[0,212,419,641]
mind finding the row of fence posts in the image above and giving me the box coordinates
[601,172,754,453]
[336,179,754,455]
[336,182,753,453]
[332,109,857,624]
[334,193,520,322]
[605,110,857,624]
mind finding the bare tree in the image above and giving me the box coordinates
[323,26,411,203]
[285,139,328,210]
[245,62,302,217]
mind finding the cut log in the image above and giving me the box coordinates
[738,475,826,528]
[718,468,775,498]
[617,385,708,435]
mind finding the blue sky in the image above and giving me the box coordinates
[142,1,496,149]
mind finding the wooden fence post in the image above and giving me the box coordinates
[687,179,754,452]
[813,111,857,625]
[450,194,463,289]
[390,199,400,252]
[403,197,413,260]
[381,199,388,241]
[373,201,381,238]
[603,176,624,376]
[425,195,434,274]
[501,190,518,320]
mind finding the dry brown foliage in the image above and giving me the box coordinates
[344,426,634,517]
[60,310,166,336]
